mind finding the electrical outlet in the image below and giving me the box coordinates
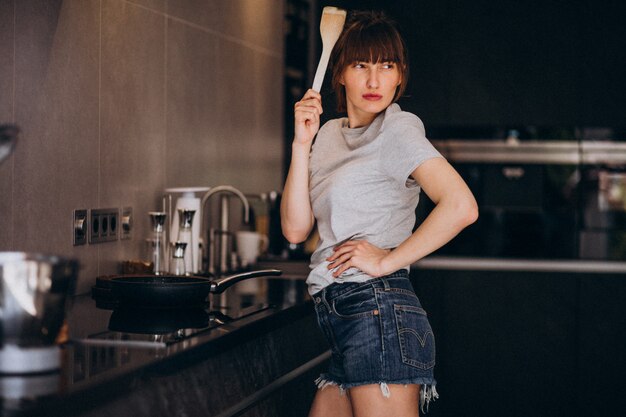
[90,208,119,243]
[121,207,133,240]
[73,209,88,246]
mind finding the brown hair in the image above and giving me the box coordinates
[330,10,409,113]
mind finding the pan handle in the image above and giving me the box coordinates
[209,269,282,294]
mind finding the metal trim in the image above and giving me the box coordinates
[214,350,332,417]
[431,140,626,165]
[413,256,626,273]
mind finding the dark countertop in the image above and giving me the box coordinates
[0,274,312,417]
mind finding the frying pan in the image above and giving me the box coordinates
[108,269,281,308]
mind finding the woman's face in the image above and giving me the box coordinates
[340,61,402,128]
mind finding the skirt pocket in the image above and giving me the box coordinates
[393,304,436,370]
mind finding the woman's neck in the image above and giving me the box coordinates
[347,108,379,128]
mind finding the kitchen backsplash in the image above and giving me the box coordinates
[0,0,285,294]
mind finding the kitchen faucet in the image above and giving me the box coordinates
[201,185,250,275]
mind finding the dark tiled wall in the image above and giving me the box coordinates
[0,0,15,246]
[0,0,284,293]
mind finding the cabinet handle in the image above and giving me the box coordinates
[502,166,525,179]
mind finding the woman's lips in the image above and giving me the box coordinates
[362,93,382,101]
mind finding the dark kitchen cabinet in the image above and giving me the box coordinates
[410,268,626,417]
[577,275,626,417]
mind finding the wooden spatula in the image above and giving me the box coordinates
[312,6,347,93]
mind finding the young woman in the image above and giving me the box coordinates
[281,10,478,417]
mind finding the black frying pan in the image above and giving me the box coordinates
[108,269,281,308]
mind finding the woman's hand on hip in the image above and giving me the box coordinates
[327,240,390,278]
[294,89,323,146]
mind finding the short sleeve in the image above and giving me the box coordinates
[379,114,443,187]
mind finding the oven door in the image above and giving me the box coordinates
[417,162,580,259]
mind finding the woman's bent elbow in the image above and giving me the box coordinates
[281,225,310,244]
[450,198,478,230]
[282,231,307,245]
[461,201,479,227]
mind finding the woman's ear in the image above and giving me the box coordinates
[401,63,408,85]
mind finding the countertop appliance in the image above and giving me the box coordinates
[164,187,210,274]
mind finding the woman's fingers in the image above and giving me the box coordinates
[327,240,390,278]
[302,88,322,103]
[332,262,352,277]
[294,100,322,117]
[294,100,322,126]
[327,252,352,268]
[293,89,323,144]
[327,241,359,276]
[295,90,323,113]
[295,107,321,121]
[328,241,359,260]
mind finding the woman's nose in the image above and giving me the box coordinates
[367,70,379,89]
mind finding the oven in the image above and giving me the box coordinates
[419,139,626,260]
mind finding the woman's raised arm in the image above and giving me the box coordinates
[280,89,323,243]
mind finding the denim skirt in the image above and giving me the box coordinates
[312,270,439,411]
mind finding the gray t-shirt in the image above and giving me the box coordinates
[307,103,443,295]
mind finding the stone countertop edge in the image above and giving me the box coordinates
[37,299,315,417]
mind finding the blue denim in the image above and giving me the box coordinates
[312,270,439,412]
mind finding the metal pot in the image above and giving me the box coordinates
[0,252,78,347]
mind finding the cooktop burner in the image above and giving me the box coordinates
[74,303,272,348]
[75,274,304,348]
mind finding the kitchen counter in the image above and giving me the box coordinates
[0,275,328,417]
[8,257,623,416]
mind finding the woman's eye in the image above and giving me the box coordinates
[354,63,365,69]
[382,63,395,69]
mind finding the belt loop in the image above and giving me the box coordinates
[321,288,332,311]
[313,289,323,305]
[381,275,390,291]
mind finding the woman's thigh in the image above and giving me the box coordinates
[349,384,420,417]
[308,384,353,417]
